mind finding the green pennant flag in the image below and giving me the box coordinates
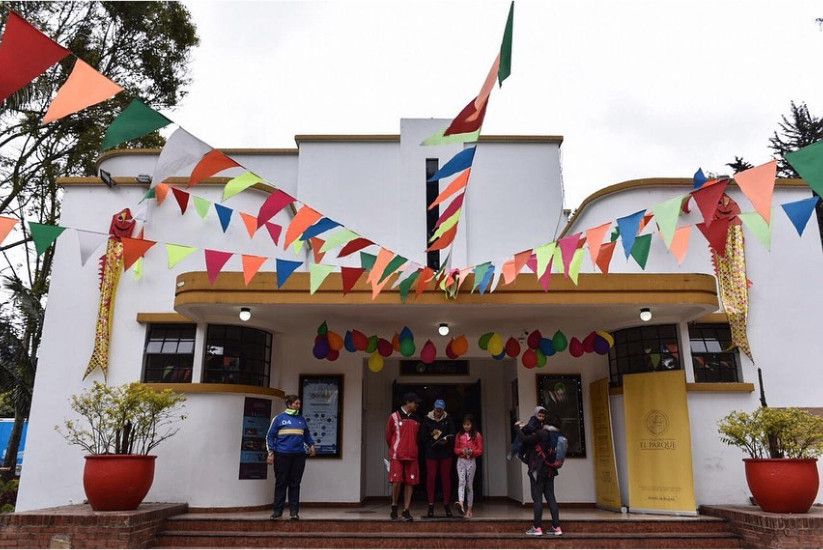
[430,211,461,241]
[786,140,823,196]
[398,271,420,303]
[652,195,685,248]
[552,245,564,273]
[569,248,585,285]
[498,2,514,86]
[421,127,481,146]
[223,172,264,200]
[535,241,556,278]
[102,99,171,151]
[140,187,156,203]
[166,243,198,269]
[29,222,66,255]
[193,196,211,219]
[630,234,652,269]
[132,257,143,280]
[472,262,492,292]
[360,251,376,272]
[320,228,359,253]
[309,263,335,294]
[739,211,772,250]
[379,255,407,284]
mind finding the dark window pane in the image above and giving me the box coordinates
[204,324,272,387]
[142,324,196,383]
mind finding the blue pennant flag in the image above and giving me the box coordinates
[693,168,707,190]
[428,147,477,182]
[300,218,341,241]
[215,203,233,233]
[477,264,495,295]
[616,210,646,259]
[276,258,303,288]
[781,196,820,236]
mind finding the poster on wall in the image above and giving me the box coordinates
[300,374,343,458]
[589,377,622,511]
[239,397,272,480]
[537,374,586,458]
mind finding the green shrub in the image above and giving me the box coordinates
[718,407,823,459]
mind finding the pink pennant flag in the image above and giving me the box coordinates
[205,249,233,285]
[0,216,19,245]
[42,59,123,124]
[171,187,189,215]
[188,149,240,188]
[734,160,777,224]
[257,190,296,228]
[585,222,611,267]
[241,255,267,285]
[669,225,691,265]
[283,205,322,248]
[239,212,258,238]
[264,222,282,246]
[429,169,471,210]
[557,233,581,278]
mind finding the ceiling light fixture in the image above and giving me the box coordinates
[639,307,652,322]
[438,323,450,336]
[239,307,251,322]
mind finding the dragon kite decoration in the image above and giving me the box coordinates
[84,208,136,379]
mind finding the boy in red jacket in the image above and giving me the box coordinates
[386,392,422,521]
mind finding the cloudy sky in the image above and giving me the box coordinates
[174,0,823,208]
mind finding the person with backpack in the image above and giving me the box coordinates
[507,405,546,462]
[516,413,567,536]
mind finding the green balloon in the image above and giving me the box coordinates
[400,339,416,357]
[536,348,547,368]
[317,321,328,336]
[366,335,379,354]
[478,332,494,351]
[553,330,568,352]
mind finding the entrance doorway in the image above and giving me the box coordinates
[393,381,483,503]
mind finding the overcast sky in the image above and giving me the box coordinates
[173,0,823,208]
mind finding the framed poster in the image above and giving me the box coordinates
[239,397,271,479]
[537,374,586,458]
[299,375,343,458]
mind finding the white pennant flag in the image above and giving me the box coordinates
[391,261,422,289]
[489,266,504,293]
[76,229,109,266]
[151,128,211,188]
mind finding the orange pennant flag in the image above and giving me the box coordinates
[371,271,393,300]
[428,169,471,210]
[283,205,322,248]
[501,259,517,285]
[415,266,435,298]
[595,241,617,274]
[734,160,777,224]
[0,216,19,245]
[368,248,394,284]
[310,237,326,263]
[189,149,240,188]
[475,54,501,111]
[585,222,611,267]
[669,225,691,265]
[513,250,531,276]
[239,212,257,238]
[426,225,457,252]
[42,59,123,124]
[154,183,169,205]
[121,237,156,272]
[241,255,267,285]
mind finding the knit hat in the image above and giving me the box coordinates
[533,406,547,417]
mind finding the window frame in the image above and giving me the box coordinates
[688,323,741,383]
[142,323,197,383]
[608,323,681,386]
[203,324,273,387]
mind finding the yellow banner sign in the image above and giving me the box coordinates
[623,370,697,515]
[589,378,622,511]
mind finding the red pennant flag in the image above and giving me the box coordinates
[341,266,365,295]
[264,222,282,245]
[257,190,296,228]
[691,179,728,227]
[241,255,267,286]
[239,212,257,238]
[338,237,374,258]
[435,192,465,228]
[188,149,240,188]
[310,237,326,263]
[557,233,581,278]
[0,12,70,103]
[171,187,189,215]
[205,249,233,285]
[595,241,617,274]
[443,95,489,136]
[696,218,731,257]
[426,225,457,252]
[120,237,156,272]
[415,266,435,298]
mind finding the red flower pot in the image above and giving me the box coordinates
[743,458,819,514]
[83,455,157,511]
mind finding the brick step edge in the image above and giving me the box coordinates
[158,530,741,540]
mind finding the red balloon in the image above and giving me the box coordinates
[326,349,340,361]
[569,337,584,358]
[582,332,596,353]
[421,340,437,364]
[521,349,538,368]
[351,330,369,351]
[505,337,521,358]
[377,338,393,357]
[527,330,542,350]
[445,339,458,359]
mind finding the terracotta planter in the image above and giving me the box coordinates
[83,454,157,511]
[743,458,819,513]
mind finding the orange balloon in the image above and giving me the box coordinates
[392,332,401,351]
[327,331,343,351]
[452,335,469,356]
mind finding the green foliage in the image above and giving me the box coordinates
[0,478,18,512]
[56,382,187,455]
[769,101,823,178]
[718,406,823,459]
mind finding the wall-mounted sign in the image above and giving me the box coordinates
[300,375,343,458]
[400,360,469,376]
[239,397,271,479]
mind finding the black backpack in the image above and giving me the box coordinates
[532,430,567,477]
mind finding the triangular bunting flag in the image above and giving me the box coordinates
[652,195,685,248]
[435,192,465,228]
[275,258,302,288]
[241,255,267,286]
[429,169,471,210]
[75,229,108,266]
[616,210,645,259]
[585,222,611,267]
[443,96,489,137]
[569,248,585,285]
[398,270,420,302]
[370,269,393,300]
[166,243,197,269]
[102,98,171,151]
[0,12,70,103]
[257,190,296,228]
[28,222,66,255]
[534,242,556,279]
[428,148,476,182]
[140,187,156,203]
[214,203,233,232]
[189,149,240,188]
[477,264,495,295]
[734,160,777,223]
[786,140,823,197]
[42,59,123,124]
[121,237,156,271]
[669,225,691,264]
[223,171,264,201]
[430,211,461,241]
[152,128,212,188]
[501,259,517,285]
[284,205,322,248]
[310,237,326,264]
[379,255,407,284]
[341,266,366,295]
[264,222,283,245]
[421,127,481,146]
[204,249,233,285]
[171,187,189,215]
[339,237,374,258]
[691,179,728,227]
[596,241,617,274]
[781,196,820,236]
[476,54,500,112]
[513,250,531,277]
[239,213,258,238]
[738,211,772,250]
[557,233,581,278]
[193,196,211,219]
[132,257,142,280]
[630,234,652,269]
[359,252,377,272]
[320,228,358,253]
[301,218,340,241]
[498,2,514,86]
[415,266,435,298]
[309,263,335,294]
[0,217,18,245]
[693,168,708,190]
[426,225,458,252]
[367,248,394,284]
[154,183,169,205]
[472,262,491,293]
[696,217,731,257]
[392,262,421,289]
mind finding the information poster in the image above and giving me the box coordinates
[300,375,343,457]
[239,397,271,480]
[589,377,622,511]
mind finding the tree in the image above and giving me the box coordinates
[0,2,199,482]
[725,156,753,175]
[768,101,823,178]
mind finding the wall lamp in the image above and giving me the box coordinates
[239,307,251,322]
[438,323,450,336]
[639,308,652,322]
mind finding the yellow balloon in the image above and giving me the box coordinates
[596,330,615,348]
[368,351,384,373]
[487,333,504,356]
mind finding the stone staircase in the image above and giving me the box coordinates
[153,515,742,548]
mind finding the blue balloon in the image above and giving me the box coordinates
[539,337,556,357]
[400,326,414,342]
[492,349,507,360]
[344,331,357,353]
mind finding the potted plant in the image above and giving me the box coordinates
[718,406,823,513]
[56,381,187,511]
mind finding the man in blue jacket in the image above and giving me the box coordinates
[266,394,316,520]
